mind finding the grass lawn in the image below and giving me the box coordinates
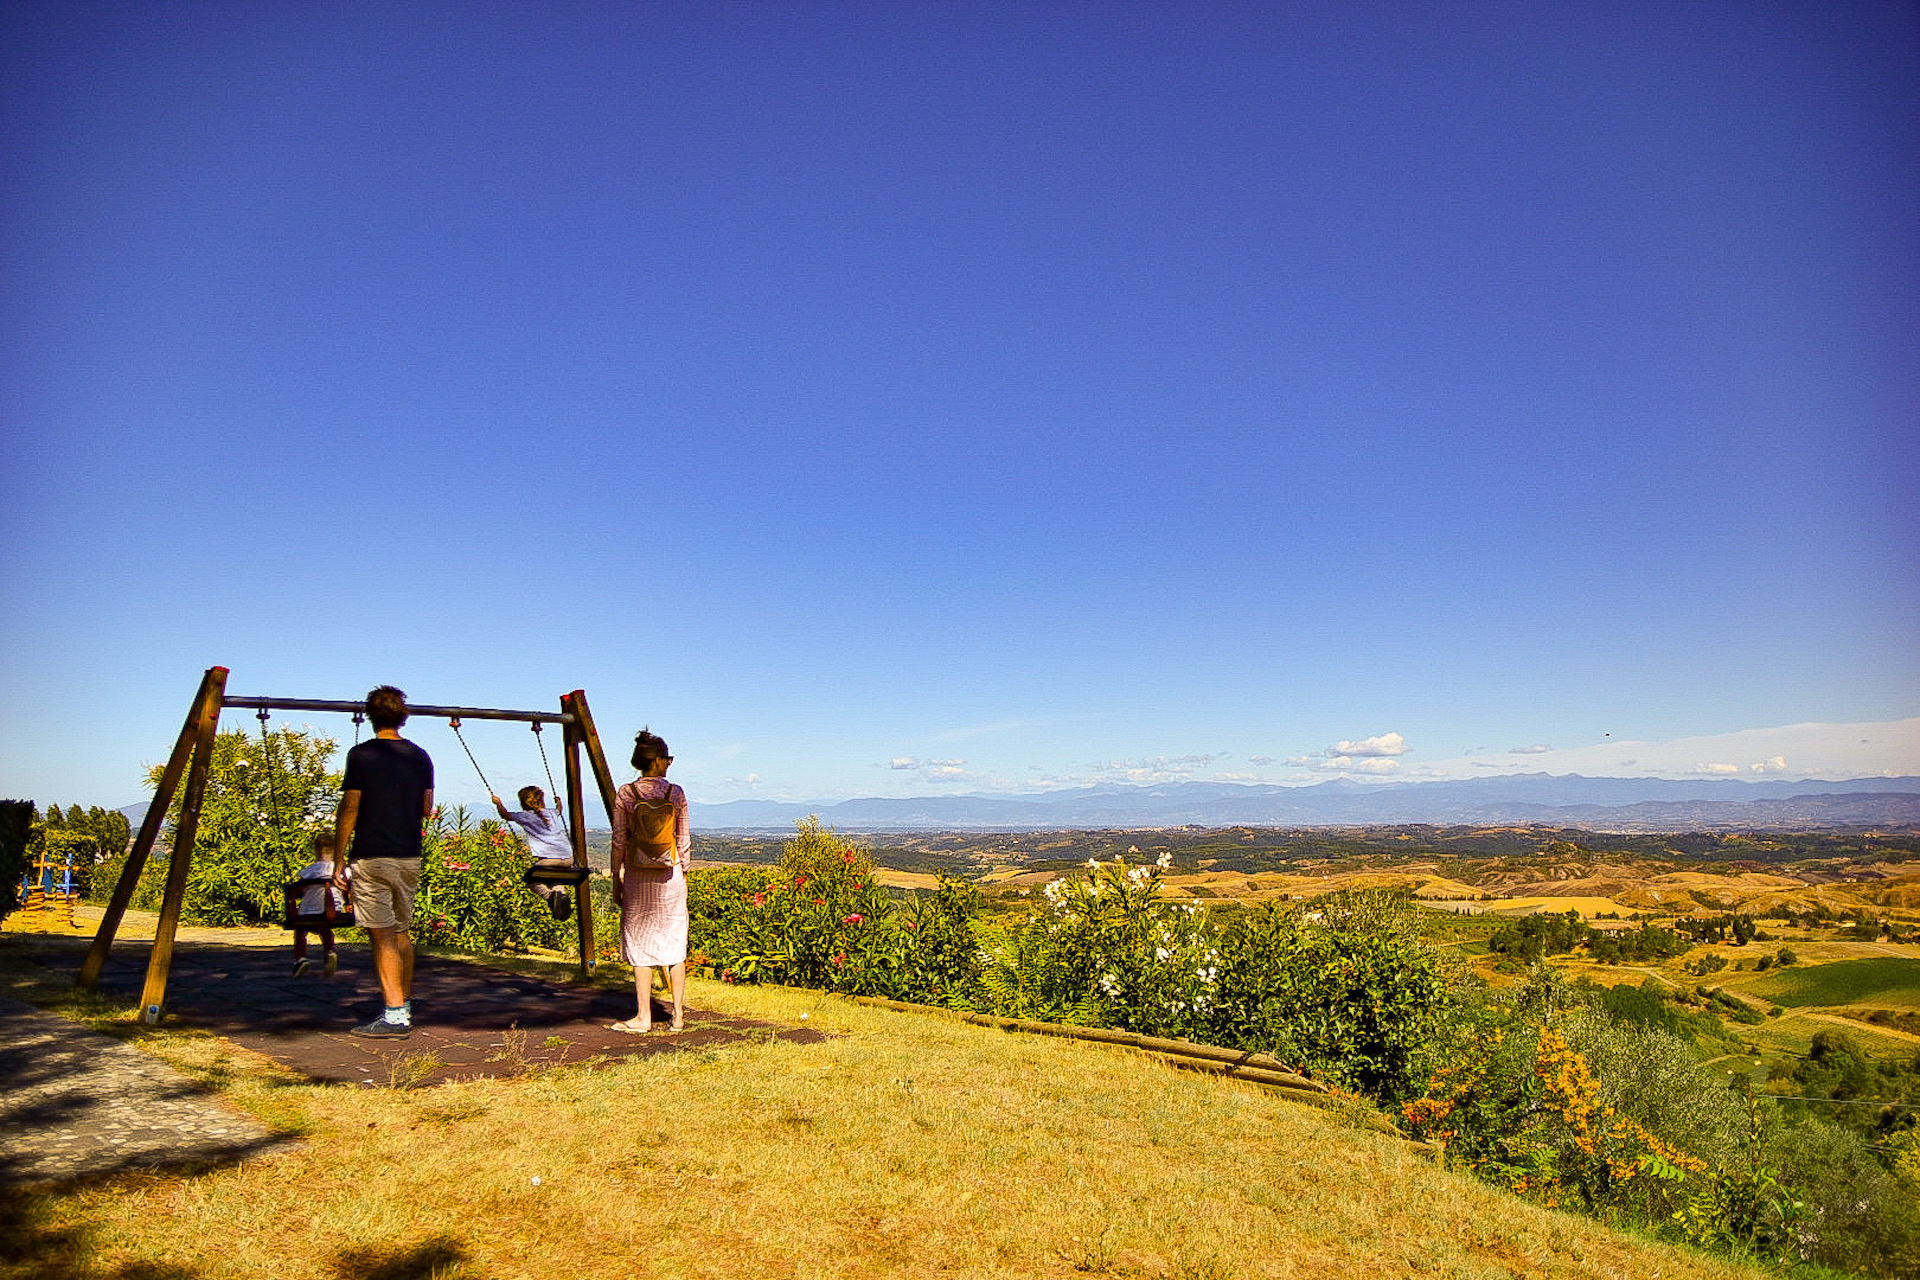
[1,941,1770,1280]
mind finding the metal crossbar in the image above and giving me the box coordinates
[219,696,571,725]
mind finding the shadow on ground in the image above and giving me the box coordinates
[3,932,826,1088]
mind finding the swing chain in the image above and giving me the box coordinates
[531,721,562,807]
[448,717,496,799]
[256,709,289,868]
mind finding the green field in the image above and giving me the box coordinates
[1734,956,1920,1009]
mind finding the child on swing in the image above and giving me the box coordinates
[290,830,348,977]
[492,785,574,921]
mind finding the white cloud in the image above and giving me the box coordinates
[888,755,969,781]
[1312,755,1401,775]
[1332,732,1408,757]
[1248,755,1274,766]
[1285,732,1409,775]
[1750,755,1789,774]
[1691,762,1742,775]
[1088,754,1221,784]
[1509,744,1552,755]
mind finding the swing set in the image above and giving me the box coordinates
[77,667,630,1025]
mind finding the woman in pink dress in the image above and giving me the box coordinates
[609,728,691,1032]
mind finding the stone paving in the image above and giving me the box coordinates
[0,995,286,1186]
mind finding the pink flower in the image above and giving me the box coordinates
[752,894,766,906]
[832,952,846,969]
[842,913,863,925]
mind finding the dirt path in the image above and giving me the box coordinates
[1798,1010,1920,1046]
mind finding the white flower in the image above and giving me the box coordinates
[1156,851,1172,869]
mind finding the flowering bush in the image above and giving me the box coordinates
[1398,971,1749,1222]
[693,830,1452,1107]
[412,807,570,955]
[688,819,900,993]
[1403,1018,1711,1210]
[976,852,1217,1037]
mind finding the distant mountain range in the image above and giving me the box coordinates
[114,773,1920,834]
[689,774,1920,832]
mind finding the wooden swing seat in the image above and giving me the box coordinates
[523,862,592,887]
[282,875,355,930]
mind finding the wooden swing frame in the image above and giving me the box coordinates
[77,667,626,1024]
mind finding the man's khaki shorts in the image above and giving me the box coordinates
[350,857,420,931]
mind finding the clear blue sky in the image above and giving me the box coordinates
[4,1,1916,818]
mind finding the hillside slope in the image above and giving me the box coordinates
[3,945,1768,1280]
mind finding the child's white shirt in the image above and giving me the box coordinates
[504,808,573,862]
[296,859,346,915]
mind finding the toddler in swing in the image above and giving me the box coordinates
[492,785,575,921]
[291,830,348,977]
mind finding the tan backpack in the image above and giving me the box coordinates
[625,788,678,871]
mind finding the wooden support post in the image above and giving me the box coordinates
[559,692,593,978]
[78,667,228,991]
[565,689,621,821]
[564,690,623,981]
[137,674,226,1024]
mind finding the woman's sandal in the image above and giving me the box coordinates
[608,1019,652,1034]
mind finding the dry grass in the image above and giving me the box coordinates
[3,973,1769,1280]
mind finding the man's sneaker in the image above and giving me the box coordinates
[322,953,337,978]
[350,1017,411,1039]
[551,893,572,922]
[292,958,310,978]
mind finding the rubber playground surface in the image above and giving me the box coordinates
[10,932,827,1089]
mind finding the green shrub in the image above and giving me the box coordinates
[142,727,341,926]
[896,874,984,1007]
[977,852,1218,1038]
[1206,890,1445,1100]
[0,800,32,925]
[1761,1116,1918,1276]
[687,818,899,994]
[412,808,570,955]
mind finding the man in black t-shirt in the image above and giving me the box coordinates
[332,685,434,1038]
